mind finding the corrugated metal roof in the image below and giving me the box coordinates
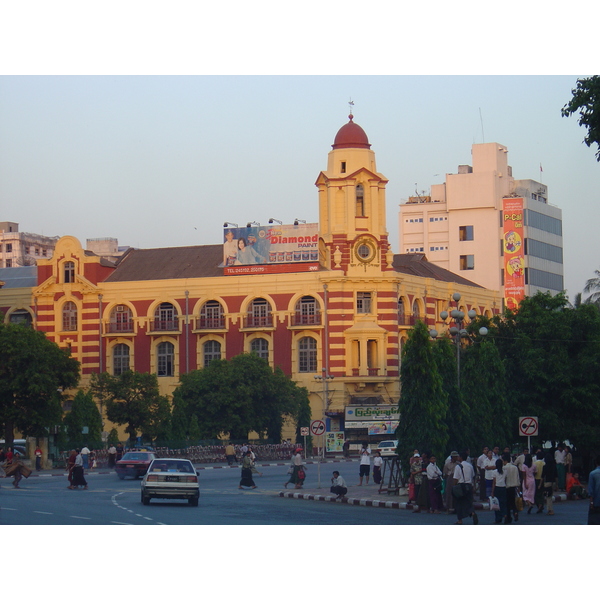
[104,245,225,282]
[0,265,38,288]
[392,253,483,288]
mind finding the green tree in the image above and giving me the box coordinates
[90,371,170,444]
[491,292,600,448]
[583,268,600,306]
[397,320,449,463]
[63,389,103,449]
[562,75,600,161]
[0,320,80,445]
[172,352,310,442]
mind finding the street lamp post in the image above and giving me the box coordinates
[429,292,488,389]
[314,369,334,490]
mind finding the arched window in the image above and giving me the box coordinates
[62,301,77,331]
[113,343,130,375]
[109,305,133,333]
[247,298,272,328]
[412,300,421,321]
[298,337,317,372]
[356,184,365,217]
[398,298,406,325]
[250,338,269,361]
[203,340,221,367]
[157,341,175,377]
[153,302,178,331]
[294,296,320,325]
[200,300,224,329]
[64,261,75,283]
[9,309,32,327]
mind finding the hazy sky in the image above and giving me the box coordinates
[1,75,597,299]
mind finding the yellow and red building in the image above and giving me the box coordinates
[1,114,501,442]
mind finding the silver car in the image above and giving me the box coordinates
[141,458,200,506]
[377,440,398,457]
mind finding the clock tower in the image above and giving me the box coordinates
[315,114,392,274]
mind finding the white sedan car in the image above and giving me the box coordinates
[141,458,200,506]
[376,440,398,457]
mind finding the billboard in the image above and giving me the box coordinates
[503,198,525,310]
[221,223,320,275]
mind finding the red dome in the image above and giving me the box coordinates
[332,115,371,149]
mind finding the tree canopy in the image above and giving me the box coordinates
[90,371,171,443]
[172,352,311,442]
[562,75,600,161]
[0,320,80,444]
[397,320,449,463]
[63,389,103,449]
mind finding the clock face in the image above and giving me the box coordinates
[355,239,376,263]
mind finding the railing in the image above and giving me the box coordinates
[351,367,381,377]
[149,319,179,332]
[106,322,134,334]
[197,316,226,329]
[291,312,322,326]
[243,315,273,328]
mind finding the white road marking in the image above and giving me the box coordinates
[34,511,53,515]
[70,515,91,520]
[1,507,18,511]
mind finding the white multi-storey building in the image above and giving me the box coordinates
[0,221,59,268]
[399,142,564,307]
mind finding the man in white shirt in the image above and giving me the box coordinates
[476,447,489,501]
[358,442,371,486]
[452,452,478,525]
[330,471,348,499]
[503,453,521,523]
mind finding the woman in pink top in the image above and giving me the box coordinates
[520,453,536,513]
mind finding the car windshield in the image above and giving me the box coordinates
[122,452,154,461]
[150,461,194,473]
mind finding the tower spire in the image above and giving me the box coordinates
[348,98,354,120]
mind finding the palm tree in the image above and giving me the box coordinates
[583,269,600,305]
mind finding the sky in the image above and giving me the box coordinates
[1,74,597,300]
[1,1,596,574]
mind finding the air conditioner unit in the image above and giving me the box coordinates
[116,305,124,312]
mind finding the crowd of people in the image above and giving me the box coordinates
[408,444,590,524]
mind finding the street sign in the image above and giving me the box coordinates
[519,416,539,437]
[300,427,309,436]
[310,420,325,436]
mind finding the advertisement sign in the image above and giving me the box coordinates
[503,198,525,310]
[345,404,400,422]
[221,223,319,275]
[326,432,345,452]
[368,421,398,435]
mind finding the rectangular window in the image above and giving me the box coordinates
[459,225,474,241]
[5,259,12,268]
[459,255,475,270]
[5,243,12,253]
[357,292,372,314]
[525,210,562,236]
[341,161,346,173]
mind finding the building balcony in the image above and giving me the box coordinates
[196,316,226,330]
[105,322,135,335]
[351,367,381,377]
[148,318,180,333]
[290,312,322,327]
[243,315,274,329]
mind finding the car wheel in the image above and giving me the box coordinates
[141,491,150,505]
[117,473,125,480]
[189,497,199,507]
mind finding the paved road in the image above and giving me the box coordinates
[0,461,590,525]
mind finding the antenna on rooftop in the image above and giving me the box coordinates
[479,107,485,143]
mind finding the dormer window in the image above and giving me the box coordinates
[64,261,75,283]
[356,184,364,216]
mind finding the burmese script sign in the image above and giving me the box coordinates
[345,404,400,422]
[221,223,319,275]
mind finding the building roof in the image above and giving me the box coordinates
[332,115,371,150]
[0,265,38,288]
[104,244,225,282]
[392,253,483,288]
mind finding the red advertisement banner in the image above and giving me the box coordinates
[503,197,525,310]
